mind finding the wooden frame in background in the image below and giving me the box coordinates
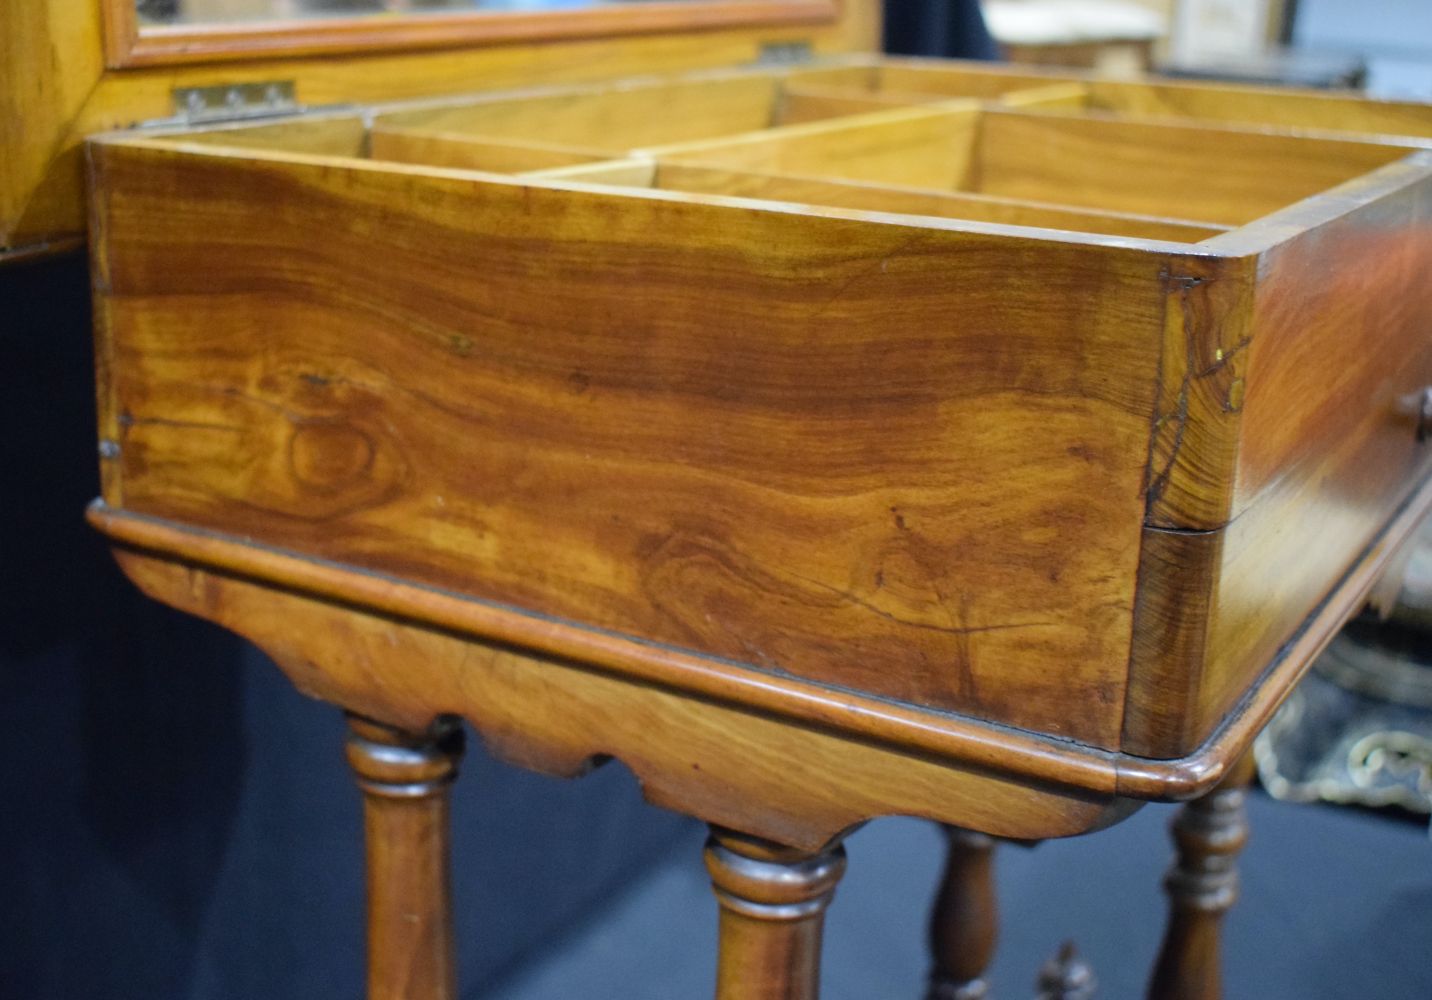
[101,0,841,68]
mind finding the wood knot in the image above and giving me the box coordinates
[289,420,376,492]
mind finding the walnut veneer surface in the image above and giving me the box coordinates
[82,57,1432,849]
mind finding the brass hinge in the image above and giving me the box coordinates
[137,81,348,128]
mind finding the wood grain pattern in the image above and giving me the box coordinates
[523,158,660,186]
[787,62,1077,101]
[90,137,1176,748]
[87,472,1432,807]
[1082,79,1432,140]
[1146,754,1255,1000]
[651,105,985,190]
[84,502,1132,798]
[658,106,1418,226]
[0,0,106,250]
[362,72,946,170]
[707,828,845,1000]
[925,828,997,1000]
[346,715,463,1000]
[84,56,1432,789]
[18,35,1432,252]
[370,126,609,173]
[1123,526,1225,758]
[975,111,1417,226]
[649,163,1230,241]
[777,84,935,125]
[1125,155,1432,757]
[168,115,370,157]
[372,72,790,153]
[2,0,878,249]
[792,57,1432,140]
[102,537,1141,848]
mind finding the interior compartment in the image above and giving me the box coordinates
[154,113,619,174]
[1042,78,1432,139]
[165,72,950,173]
[654,106,1420,225]
[367,71,937,159]
[786,62,1085,107]
[138,68,1423,242]
[790,59,1432,140]
[527,159,1230,242]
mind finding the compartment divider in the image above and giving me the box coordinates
[112,60,1431,249]
[997,82,1091,110]
[645,105,983,191]
[522,158,659,186]
[976,109,1418,225]
[648,163,1231,241]
[777,85,941,125]
[368,125,611,173]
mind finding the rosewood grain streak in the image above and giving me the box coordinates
[92,140,1170,749]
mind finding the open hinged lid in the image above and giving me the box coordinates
[13,0,1432,260]
[1,0,878,257]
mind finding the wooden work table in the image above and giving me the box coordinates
[8,0,1432,994]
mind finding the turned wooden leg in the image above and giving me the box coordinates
[705,827,848,1000]
[345,714,465,1000]
[926,827,997,1000]
[1146,754,1256,1000]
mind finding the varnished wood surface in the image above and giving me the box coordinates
[790,56,1432,140]
[90,135,1179,749]
[1078,77,1432,139]
[1,0,879,249]
[647,163,1232,242]
[658,105,1418,225]
[651,105,987,190]
[87,71,1432,774]
[1146,755,1256,1000]
[47,37,1432,1000]
[787,62,1086,101]
[76,55,1432,828]
[103,0,838,69]
[370,127,609,174]
[372,72,793,153]
[974,111,1416,226]
[779,84,939,124]
[707,828,846,1000]
[88,473,1432,811]
[1,0,107,251]
[100,534,1142,848]
[14,29,1432,252]
[925,828,997,1000]
[1116,473,1432,793]
[346,715,463,1000]
[1125,155,1432,757]
[0,235,87,264]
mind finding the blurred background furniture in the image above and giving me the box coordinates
[982,0,1165,74]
